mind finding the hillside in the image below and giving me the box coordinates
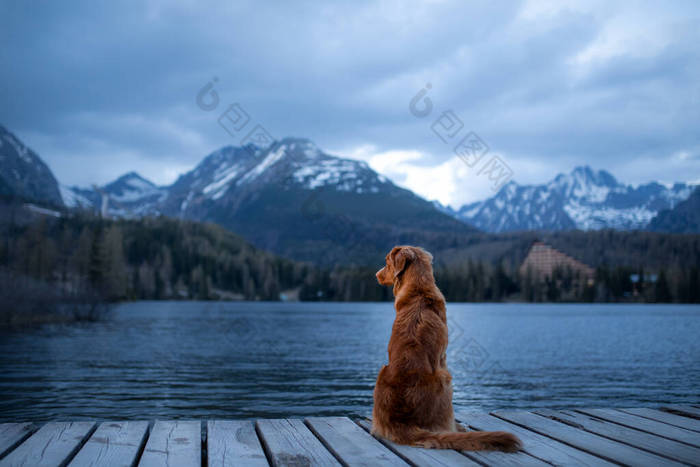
[2,209,698,305]
[0,214,315,302]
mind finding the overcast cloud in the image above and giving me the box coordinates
[1,0,699,207]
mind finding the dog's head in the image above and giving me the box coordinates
[376,245,434,287]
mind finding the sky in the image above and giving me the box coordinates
[1,0,699,208]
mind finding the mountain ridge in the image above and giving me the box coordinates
[2,123,697,245]
[60,136,473,264]
[0,125,63,206]
[444,166,694,232]
[155,137,473,264]
[648,186,700,233]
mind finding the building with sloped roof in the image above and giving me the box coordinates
[519,241,595,282]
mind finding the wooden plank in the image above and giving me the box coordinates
[457,412,615,466]
[306,417,406,466]
[207,420,268,467]
[355,419,479,467]
[138,420,200,467]
[459,441,549,466]
[662,405,700,419]
[359,418,547,467]
[0,424,35,460]
[577,408,700,447]
[69,421,149,467]
[536,409,700,466]
[0,421,95,467]
[255,419,340,466]
[493,410,685,466]
[620,408,700,433]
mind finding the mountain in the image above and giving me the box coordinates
[647,187,700,233]
[157,137,473,264]
[7,121,696,262]
[62,171,166,218]
[0,125,165,217]
[0,125,63,206]
[60,137,473,264]
[450,166,693,232]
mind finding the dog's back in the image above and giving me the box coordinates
[372,246,521,452]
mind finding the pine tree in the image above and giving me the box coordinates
[654,270,672,303]
[99,225,128,300]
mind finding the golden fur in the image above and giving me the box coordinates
[372,245,521,451]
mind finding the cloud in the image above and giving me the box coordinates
[0,0,698,203]
[340,145,515,208]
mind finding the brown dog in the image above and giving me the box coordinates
[372,246,521,451]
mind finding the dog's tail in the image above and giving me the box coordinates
[406,427,521,451]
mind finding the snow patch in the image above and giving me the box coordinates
[292,158,370,191]
[60,185,91,208]
[203,163,242,200]
[238,144,287,185]
[4,133,32,163]
[24,203,61,218]
[181,191,194,213]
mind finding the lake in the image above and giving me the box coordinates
[0,302,698,422]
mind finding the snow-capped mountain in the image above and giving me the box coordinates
[0,125,63,206]
[6,116,697,262]
[156,137,470,264]
[58,137,470,264]
[449,166,693,232]
[62,171,166,218]
[159,137,395,217]
[101,172,166,217]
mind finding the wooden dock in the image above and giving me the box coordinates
[1,405,699,466]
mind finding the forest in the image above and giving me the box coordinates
[1,208,698,324]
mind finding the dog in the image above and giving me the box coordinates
[372,245,522,452]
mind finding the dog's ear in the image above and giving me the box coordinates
[390,246,415,278]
